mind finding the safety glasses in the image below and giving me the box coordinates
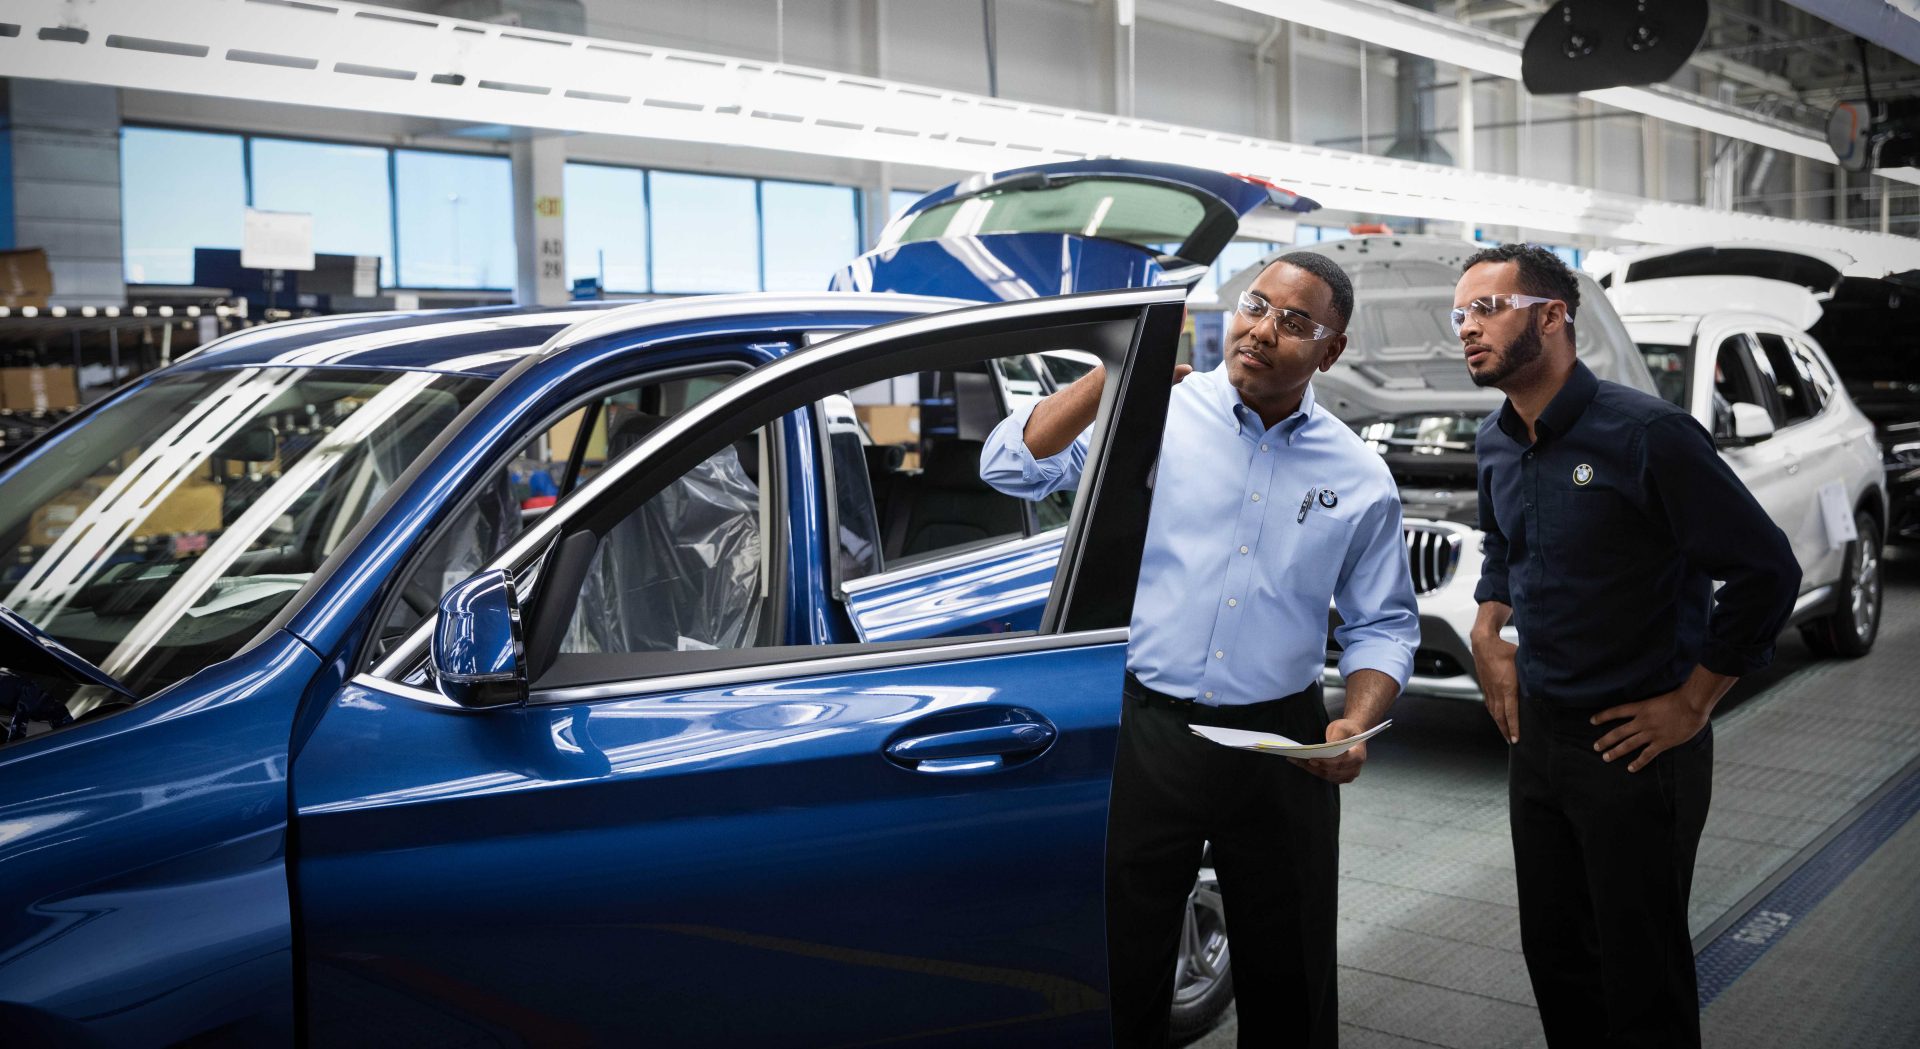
[1449,294,1559,336]
[1235,292,1339,342]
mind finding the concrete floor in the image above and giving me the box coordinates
[1188,548,1920,1049]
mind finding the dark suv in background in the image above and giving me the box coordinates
[1810,274,1920,544]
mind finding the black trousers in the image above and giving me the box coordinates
[1106,673,1339,1049]
[1510,694,1713,1049]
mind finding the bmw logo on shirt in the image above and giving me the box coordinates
[1318,489,1338,508]
[1573,464,1594,486]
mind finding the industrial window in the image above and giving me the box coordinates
[120,127,246,285]
[249,137,395,286]
[564,162,649,293]
[649,171,760,294]
[394,149,515,289]
[761,180,860,292]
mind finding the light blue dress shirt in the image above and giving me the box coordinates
[980,366,1418,705]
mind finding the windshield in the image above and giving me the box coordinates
[1,367,490,695]
[893,178,1215,255]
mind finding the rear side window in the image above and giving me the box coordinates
[1751,332,1818,425]
[1788,338,1836,414]
[1712,335,1770,438]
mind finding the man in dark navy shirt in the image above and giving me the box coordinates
[1457,244,1799,1049]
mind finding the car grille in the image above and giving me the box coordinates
[1404,524,1462,595]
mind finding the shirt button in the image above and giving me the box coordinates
[1251,493,1261,502]
[1227,598,1238,607]
[1239,545,1249,554]
[1205,691,1215,700]
[1214,650,1225,659]
[1260,443,1269,452]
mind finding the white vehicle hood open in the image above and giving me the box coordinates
[1609,275,1826,331]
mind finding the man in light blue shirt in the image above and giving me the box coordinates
[980,251,1417,1049]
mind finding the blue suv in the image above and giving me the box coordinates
[0,162,1313,1046]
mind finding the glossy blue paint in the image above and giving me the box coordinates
[293,642,1127,1047]
[831,234,1172,301]
[0,162,1215,1044]
[430,569,527,708]
[844,534,1066,642]
[0,631,320,1045]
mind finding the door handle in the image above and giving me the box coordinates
[886,723,1056,763]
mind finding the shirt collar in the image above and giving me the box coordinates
[1495,360,1598,445]
[1220,371,1317,443]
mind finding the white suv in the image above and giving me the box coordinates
[1610,260,1888,656]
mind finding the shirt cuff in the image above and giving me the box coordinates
[978,402,1072,497]
[1699,640,1772,677]
[1473,574,1511,606]
[1338,638,1413,693]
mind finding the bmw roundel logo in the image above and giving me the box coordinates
[1318,489,1338,508]
[1573,464,1593,486]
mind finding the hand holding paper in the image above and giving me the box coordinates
[1188,719,1392,758]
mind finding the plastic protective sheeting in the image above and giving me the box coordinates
[563,446,763,654]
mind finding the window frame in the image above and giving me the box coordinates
[363,287,1186,706]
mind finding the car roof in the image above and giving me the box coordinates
[172,294,965,378]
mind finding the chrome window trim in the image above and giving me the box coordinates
[362,627,1128,711]
[839,526,1069,597]
[370,286,1182,681]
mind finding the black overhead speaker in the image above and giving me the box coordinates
[1521,0,1709,95]
[1828,96,1920,172]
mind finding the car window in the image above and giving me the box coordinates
[830,364,1034,577]
[373,372,739,656]
[1750,332,1815,425]
[1787,337,1836,415]
[558,426,775,654]
[1713,335,1771,437]
[1637,343,1690,409]
[1,368,490,699]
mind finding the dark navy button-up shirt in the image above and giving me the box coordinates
[1475,361,1800,708]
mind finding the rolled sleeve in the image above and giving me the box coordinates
[1332,494,1420,691]
[978,401,1090,500]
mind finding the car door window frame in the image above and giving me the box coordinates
[1751,329,1819,428]
[363,288,1186,706]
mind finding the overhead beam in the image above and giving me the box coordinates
[1206,0,1920,187]
[1780,1,1920,67]
[1,0,1915,272]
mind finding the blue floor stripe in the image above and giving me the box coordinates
[1696,762,1920,1008]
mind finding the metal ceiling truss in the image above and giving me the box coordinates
[1,0,1915,271]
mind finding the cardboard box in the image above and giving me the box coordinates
[855,404,920,446]
[0,248,52,310]
[1,366,81,413]
[132,480,224,539]
[26,479,105,547]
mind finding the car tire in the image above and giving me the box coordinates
[1169,864,1234,1045]
[1802,511,1882,658]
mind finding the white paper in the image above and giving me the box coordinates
[1189,719,1393,759]
[242,208,315,271]
[1818,481,1858,551]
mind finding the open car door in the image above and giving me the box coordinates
[291,287,1186,1048]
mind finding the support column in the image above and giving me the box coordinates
[861,0,893,245]
[1791,155,1808,221]
[511,134,566,306]
[8,80,124,306]
[1255,22,1292,142]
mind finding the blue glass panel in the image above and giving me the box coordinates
[761,181,859,292]
[394,150,515,289]
[121,127,246,284]
[649,171,758,294]
[249,137,394,285]
[564,163,649,293]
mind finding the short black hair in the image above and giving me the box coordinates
[1461,242,1581,324]
[1269,251,1354,331]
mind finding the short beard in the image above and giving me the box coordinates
[1471,321,1543,388]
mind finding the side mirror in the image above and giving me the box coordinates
[431,569,528,709]
[1728,402,1776,444]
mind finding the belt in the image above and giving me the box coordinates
[1124,671,1321,726]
